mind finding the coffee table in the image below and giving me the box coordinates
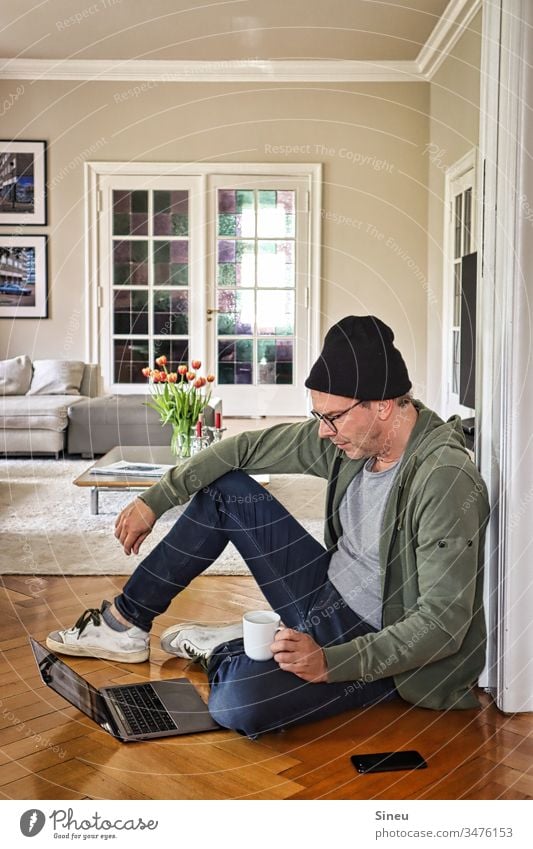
[74,445,269,515]
[73,445,181,515]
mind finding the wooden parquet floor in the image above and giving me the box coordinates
[1,575,532,800]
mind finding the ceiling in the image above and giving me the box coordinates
[0,0,450,62]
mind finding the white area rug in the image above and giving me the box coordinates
[0,459,326,576]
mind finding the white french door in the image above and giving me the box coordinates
[91,166,316,416]
[98,174,204,394]
[443,151,477,420]
[206,176,310,415]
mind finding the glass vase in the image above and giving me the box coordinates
[170,424,194,459]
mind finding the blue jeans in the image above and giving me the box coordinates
[115,471,398,737]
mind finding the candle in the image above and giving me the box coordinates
[215,411,222,429]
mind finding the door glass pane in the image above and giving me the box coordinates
[113,190,148,236]
[111,188,190,384]
[114,340,149,383]
[257,241,294,287]
[453,262,461,326]
[216,187,297,385]
[153,338,189,370]
[257,190,295,237]
[218,190,255,237]
[256,290,294,335]
[113,290,148,335]
[217,339,253,384]
[452,330,459,394]
[153,290,188,335]
[153,240,188,286]
[454,194,462,259]
[217,240,255,286]
[153,190,188,236]
[217,289,254,335]
[113,240,148,285]
[257,338,293,384]
[463,188,472,255]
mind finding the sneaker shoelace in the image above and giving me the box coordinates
[73,607,103,639]
[183,642,210,673]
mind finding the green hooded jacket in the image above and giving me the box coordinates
[141,401,490,710]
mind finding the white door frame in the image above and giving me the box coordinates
[84,161,322,408]
[477,0,533,711]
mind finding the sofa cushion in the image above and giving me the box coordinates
[0,355,32,395]
[0,429,65,454]
[27,360,85,396]
[68,394,154,425]
[0,394,86,431]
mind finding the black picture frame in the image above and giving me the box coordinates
[0,140,47,226]
[0,235,48,319]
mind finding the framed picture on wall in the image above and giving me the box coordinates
[0,140,47,225]
[0,235,48,318]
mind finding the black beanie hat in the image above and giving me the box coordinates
[305,315,411,401]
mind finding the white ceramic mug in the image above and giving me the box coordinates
[243,610,281,661]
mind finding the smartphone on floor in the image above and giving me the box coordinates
[351,750,427,774]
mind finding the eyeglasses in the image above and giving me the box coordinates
[310,399,364,435]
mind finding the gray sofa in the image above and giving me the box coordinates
[67,395,173,457]
[0,357,100,458]
[68,394,223,457]
[1,354,223,458]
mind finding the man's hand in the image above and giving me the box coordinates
[114,498,157,555]
[272,628,328,683]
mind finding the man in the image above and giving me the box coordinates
[47,316,490,738]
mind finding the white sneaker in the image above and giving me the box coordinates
[160,621,243,666]
[46,601,149,663]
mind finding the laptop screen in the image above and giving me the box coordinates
[30,638,113,731]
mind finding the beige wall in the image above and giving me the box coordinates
[0,79,429,394]
[426,11,482,413]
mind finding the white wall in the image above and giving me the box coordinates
[426,11,482,414]
[0,79,429,394]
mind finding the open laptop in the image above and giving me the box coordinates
[30,638,220,742]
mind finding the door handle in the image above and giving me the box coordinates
[206,308,220,315]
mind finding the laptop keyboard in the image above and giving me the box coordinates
[109,684,177,735]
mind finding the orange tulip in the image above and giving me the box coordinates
[141,367,151,377]
[206,374,215,382]
[155,355,167,366]
[186,371,196,381]
[167,372,178,383]
[177,365,188,375]
[159,371,168,382]
[191,359,202,370]
[152,373,161,383]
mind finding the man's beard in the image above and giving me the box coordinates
[336,430,381,459]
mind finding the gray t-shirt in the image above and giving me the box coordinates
[327,456,401,629]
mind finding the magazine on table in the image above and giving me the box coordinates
[89,460,175,477]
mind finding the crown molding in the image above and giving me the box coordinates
[417,0,482,79]
[0,57,421,83]
[0,0,482,84]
